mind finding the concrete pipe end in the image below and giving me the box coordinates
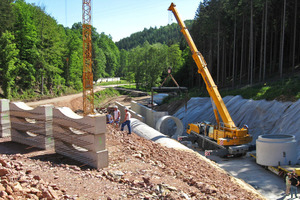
[155,115,184,139]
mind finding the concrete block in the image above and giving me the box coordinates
[54,139,108,169]
[0,99,11,137]
[52,107,108,169]
[53,126,106,152]
[53,107,106,134]
[10,102,54,150]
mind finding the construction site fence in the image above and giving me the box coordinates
[0,99,108,169]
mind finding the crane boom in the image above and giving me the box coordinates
[168,3,235,128]
[169,3,252,149]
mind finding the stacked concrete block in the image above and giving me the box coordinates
[0,99,11,137]
[10,102,54,150]
[130,101,168,128]
[53,107,108,169]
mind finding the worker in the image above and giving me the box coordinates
[120,107,131,135]
[106,113,113,124]
[113,106,120,128]
[290,171,300,199]
[285,173,291,196]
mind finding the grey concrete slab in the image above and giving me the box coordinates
[197,151,295,200]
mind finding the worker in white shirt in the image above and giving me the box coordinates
[120,107,131,135]
[113,106,120,128]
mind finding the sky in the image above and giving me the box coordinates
[24,0,201,42]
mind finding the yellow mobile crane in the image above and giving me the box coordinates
[168,3,252,156]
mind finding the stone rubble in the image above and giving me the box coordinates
[0,155,66,200]
[0,124,266,199]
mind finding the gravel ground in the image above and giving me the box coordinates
[0,125,265,199]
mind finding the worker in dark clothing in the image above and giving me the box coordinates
[106,113,113,124]
[290,172,300,199]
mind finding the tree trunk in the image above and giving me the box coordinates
[272,28,279,75]
[250,0,254,85]
[279,0,286,79]
[259,9,264,82]
[222,38,225,86]
[269,31,273,74]
[253,31,257,83]
[263,0,268,82]
[217,20,220,84]
[291,0,297,73]
[209,37,213,72]
[232,13,236,87]
[240,16,244,85]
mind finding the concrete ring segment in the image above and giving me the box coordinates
[155,115,183,138]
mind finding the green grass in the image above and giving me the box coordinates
[94,88,120,106]
[95,80,129,86]
[119,84,137,90]
[161,76,300,104]
[219,77,300,101]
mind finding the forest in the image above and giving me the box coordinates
[189,0,300,89]
[0,0,120,99]
[0,0,299,99]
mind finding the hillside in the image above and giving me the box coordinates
[116,20,194,50]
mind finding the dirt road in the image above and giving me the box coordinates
[26,85,105,108]
[25,85,141,111]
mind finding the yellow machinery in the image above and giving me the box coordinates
[168,3,252,156]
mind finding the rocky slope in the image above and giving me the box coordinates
[0,124,265,200]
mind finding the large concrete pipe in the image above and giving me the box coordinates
[256,134,297,166]
[155,115,184,139]
[130,118,190,151]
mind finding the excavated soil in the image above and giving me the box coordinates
[0,89,266,199]
[0,126,264,199]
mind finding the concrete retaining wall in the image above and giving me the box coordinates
[115,101,144,123]
[10,102,54,150]
[0,99,10,138]
[53,107,108,169]
[0,99,108,169]
[131,101,168,128]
